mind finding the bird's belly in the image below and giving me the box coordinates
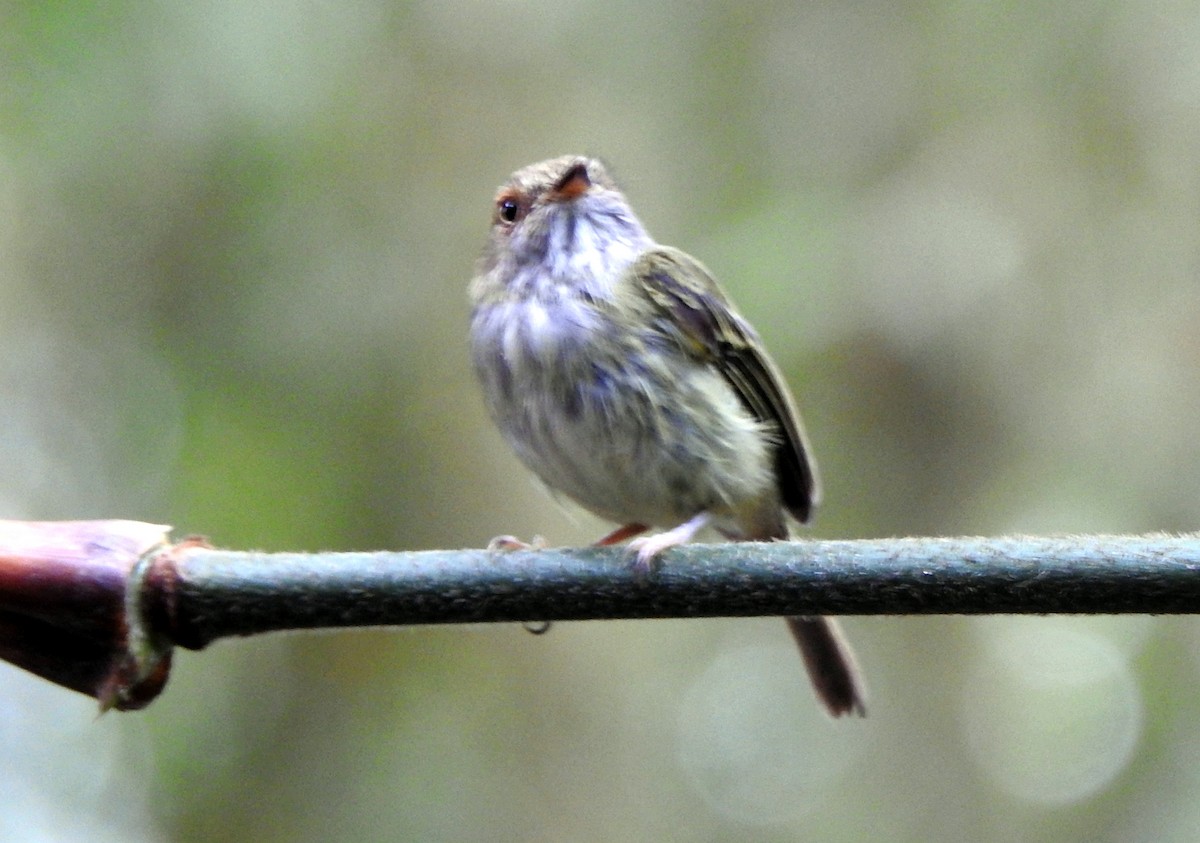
[511,378,708,526]
[472,301,775,527]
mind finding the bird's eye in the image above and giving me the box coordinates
[497,196,521,224]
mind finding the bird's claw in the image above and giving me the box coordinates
[486,534,547,552]
[485,536,552,634]
[626,534,676,574]
[624,512,713,574]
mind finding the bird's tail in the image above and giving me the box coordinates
[785,615,867,717]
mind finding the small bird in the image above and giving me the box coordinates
[469,155,865,717]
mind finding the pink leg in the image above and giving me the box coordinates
[593,523,649,546]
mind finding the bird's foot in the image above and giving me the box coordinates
[485,535,550,635]
[486,534,547,552]
[625,512,712,574]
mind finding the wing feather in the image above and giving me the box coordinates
[629,247,820,522]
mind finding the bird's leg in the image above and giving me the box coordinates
[626,511,712,573]
[593,523,649,546]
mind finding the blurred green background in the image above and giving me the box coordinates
[3,1,1200,840]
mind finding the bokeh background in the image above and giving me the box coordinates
[3,2,1200,840]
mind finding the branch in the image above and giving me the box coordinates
[2,520,1198,710]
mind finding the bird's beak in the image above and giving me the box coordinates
[551,161,591,201]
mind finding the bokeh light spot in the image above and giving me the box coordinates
[960,619,1143,806]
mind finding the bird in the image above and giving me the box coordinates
[468,155,865,717]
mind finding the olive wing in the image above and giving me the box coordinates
[629,247,820,522]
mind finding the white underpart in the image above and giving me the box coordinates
[575,234,639,292]
[500,307,526,366]
[525,300,549,334]
[541,209,643,298]
[518,297,598,361]
[522,300,553,356]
